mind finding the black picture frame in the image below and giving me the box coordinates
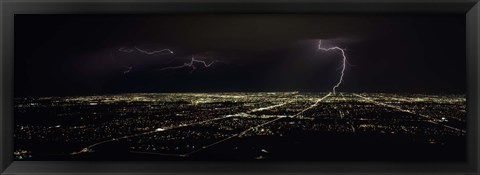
[1,0,479,174]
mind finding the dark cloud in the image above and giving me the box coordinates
[14,14,465,97]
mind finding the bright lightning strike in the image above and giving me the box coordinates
[317,40,348,94]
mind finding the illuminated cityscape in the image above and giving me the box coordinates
[14,92,466,161]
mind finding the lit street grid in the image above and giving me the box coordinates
[14,92,466,161]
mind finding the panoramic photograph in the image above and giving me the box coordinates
[14,14,466,161]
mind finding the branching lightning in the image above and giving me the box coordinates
[114,45,225,74]
[113,46,175,74]
[317,40,348,94]
[133,46,174,55]
[153,55,226,73]
[118,46,174,55]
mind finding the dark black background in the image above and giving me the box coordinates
[14,14,466,97]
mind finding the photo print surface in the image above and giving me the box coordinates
[14,14,466,161]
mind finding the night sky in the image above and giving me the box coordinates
[14,14,466,97]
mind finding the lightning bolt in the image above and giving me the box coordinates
[154,55,226,73]
[115,45,225,74]
[118,46,174,55]
[317,40,347,94]
[113,46,175,74]
[133,46,174,55]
